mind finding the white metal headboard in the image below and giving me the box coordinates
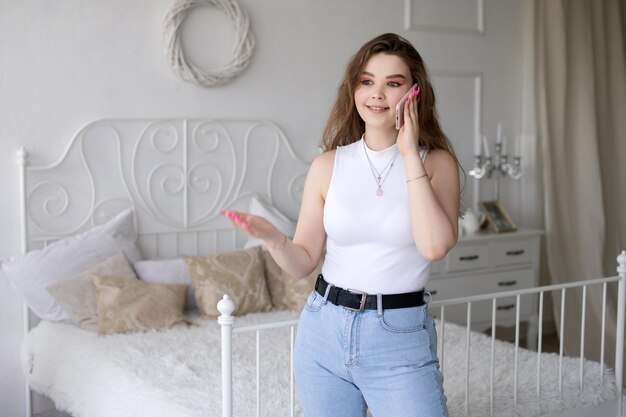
[17,118,311,417]
[18,119,310,257]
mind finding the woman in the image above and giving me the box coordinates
[223,33,460,417]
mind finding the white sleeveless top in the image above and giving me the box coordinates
[322,138,431,294]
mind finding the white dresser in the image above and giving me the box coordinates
[427,229,543,336]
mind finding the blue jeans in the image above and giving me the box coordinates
[294,290,448,417]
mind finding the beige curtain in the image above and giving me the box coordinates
[530,0,626,384]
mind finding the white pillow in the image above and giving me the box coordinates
[1,208,142,322]
[133,258,197,310]
[244,194,296,249]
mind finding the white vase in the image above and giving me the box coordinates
[462,209,481,235]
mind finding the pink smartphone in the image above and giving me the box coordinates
[395,84,420,130]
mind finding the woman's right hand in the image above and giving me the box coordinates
[220,210,285,248]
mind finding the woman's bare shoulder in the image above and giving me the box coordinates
[306,149,336,199]
[424,148,457,173]
[310,149,336,175]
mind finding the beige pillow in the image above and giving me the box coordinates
[183,246,272,318]
[46,252,137,332]
[262,250,322,311]
[93,275,188,335]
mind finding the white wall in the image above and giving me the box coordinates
[0,1,525,415]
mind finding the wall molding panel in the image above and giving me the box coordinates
[430,71,483,209]
[404,0,484,34]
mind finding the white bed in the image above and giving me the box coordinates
[8,118,626,417]
[22,309,622,417]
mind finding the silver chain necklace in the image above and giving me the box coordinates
[362,136,399,197]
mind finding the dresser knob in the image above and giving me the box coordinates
[498,280,517,286]
[506,249,525,256]
[459,255,479,261]
[497,304,515,311]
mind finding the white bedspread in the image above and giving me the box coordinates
[22,311,619,417]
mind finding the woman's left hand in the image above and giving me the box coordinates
[220,209,285,246]
[396,88,420,157]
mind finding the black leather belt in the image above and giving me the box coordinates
[314,275,426,312]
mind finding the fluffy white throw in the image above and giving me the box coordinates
[22,311,620,417]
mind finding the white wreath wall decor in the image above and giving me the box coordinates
[163,0,255,87]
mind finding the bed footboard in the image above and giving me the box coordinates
[218,251,626,417]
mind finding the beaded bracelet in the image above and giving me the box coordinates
[406,173,429,183]
[266,233,288,251]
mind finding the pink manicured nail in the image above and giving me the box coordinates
[407,97,411,105]
[242,222,250,229]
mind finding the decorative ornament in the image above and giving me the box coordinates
[362,136,399,197]
[162,0,255,87]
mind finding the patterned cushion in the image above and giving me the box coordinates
[46,252,137,332]
[183,246,272,318]
[262,250,322,311]
[93,275,188,335]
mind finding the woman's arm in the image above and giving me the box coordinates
[396,92,460,260]
[403,149,459,260]
[223,150,333,279]
[267,150,332,278]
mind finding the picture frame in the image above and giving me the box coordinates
[478,200,517,233]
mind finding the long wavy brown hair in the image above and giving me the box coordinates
[321,33,458,165]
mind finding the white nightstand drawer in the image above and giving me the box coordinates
[446,244,491,272]
[427,276,478,327]
[427,269,535,326]
[427,270,532,301]
[473,269,535,322]
[487,268,535,292]
[492,239,536,267]
[485,295,535,322]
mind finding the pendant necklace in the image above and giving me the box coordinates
[362,136,399,197]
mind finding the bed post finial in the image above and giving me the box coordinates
[217,294,236,317]
[617,250,626,275]
[17,147,29,166]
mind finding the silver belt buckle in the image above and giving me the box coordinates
[346,289,367,312]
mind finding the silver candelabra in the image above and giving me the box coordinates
[469,127,522,201]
